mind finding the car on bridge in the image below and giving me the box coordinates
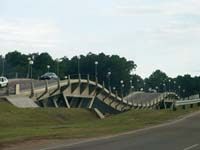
[0,76,8,88]
[39,72,59,80]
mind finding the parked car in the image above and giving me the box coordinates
[40,72,59,80]
[0,76,8,88]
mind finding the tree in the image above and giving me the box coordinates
[145,70,169,92]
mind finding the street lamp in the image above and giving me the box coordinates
[107,71,111,90]
[27,57,31,78]
[155,86,159,93]
[129,80,133,93]
[173,81,177,92]
[131,85,134,91]
[168,79,171,92]
[182,89,186,98]
[178,85,181,96]
[163,83,166,92]
[1,56,5,76]
[56,58,62,76]
[47,65,50,72]
[94,61,98,82]
[77,56,80,77]
[137,79,140,91]
[120,80,124,98]
[29,60,34,79]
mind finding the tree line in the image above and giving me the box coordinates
[0,51,199,98]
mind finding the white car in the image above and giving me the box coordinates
[0,76,8,88]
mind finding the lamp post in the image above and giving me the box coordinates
[168,79,171,92]
[173,81,176,92]
[27,57,31,78]
[120,80,124,98]
[29,60,34,79]
[163,83,166,92]
[112,86,116,94]
[178,85,181,96]
[137,79,140,91]
[129,80,133,94]
[56,58,62,76]
[1,56,5,76]
[155,86,159,93]
[94,61,98,82]
[131,85,134,92]
[107,71,111,90]
[47,65,50,72]
[182,89,186,99]
[77,56,80,77]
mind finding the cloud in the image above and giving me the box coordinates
[0,18,62,52]
[107,0,200,17]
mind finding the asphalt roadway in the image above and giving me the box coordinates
[35,111,200,150]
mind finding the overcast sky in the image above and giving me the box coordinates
[0,0,200,77]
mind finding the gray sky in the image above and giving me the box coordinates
[0,0,200,77]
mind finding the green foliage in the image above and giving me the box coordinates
[0,102,198,144]
[1,51,200,98]
[2,51,137,94]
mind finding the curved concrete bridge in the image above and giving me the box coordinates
[0,76,179,115]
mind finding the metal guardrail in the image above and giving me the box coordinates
[175,99,200,106]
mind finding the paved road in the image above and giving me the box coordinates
[0,79,58,96]
[39,111,200,150]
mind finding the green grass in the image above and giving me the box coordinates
[0,101,199,145]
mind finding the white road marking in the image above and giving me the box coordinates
[184,144,199,150]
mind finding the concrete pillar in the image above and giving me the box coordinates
[62,93,70,108]
[15,84,20,95]
[52,98,58,108]
[88,97,95,109]
[190,104,193,108]
[182,105,186,110]
[42,100,47,107]
[164,101,167,109]
[78,99,84,108]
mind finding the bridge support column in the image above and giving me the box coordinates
[78,99,84,108]
[42,100,47,107]
[190,104,193,108]
[52,98,58,108]
[62,93,70,108]
[88,97,95,109]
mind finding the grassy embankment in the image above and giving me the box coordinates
[0,101,199,145]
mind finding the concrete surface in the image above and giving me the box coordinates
[3,95,38,108]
